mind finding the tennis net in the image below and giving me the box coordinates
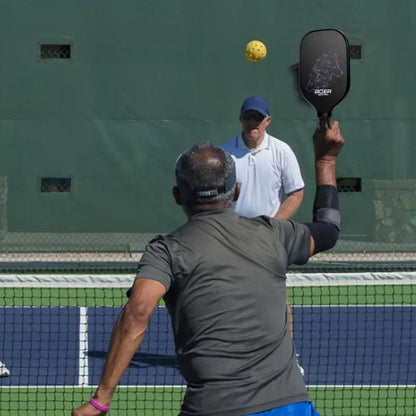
[0,271,415,416]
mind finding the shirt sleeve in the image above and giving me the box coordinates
[275,219,311,265]
[280,144,304,194]
[136,235,173,291]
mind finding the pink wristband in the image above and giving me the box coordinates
[89,397,111,412]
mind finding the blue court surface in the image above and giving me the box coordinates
[1,305,415,387]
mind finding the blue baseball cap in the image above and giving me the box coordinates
[240,96,270,116]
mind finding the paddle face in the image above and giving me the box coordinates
[299,29,350,121]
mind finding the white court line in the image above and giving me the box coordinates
[78,307,89,387]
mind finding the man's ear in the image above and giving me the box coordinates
[233,183,241,202]
[265,115,272,127]
[172,186,183,206]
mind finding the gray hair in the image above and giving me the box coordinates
[175,142,236,207]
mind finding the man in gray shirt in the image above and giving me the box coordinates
[72,121,344,416]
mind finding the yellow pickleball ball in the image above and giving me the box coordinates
[245,40,267,62]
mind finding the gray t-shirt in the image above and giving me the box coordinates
[136,208,311,416]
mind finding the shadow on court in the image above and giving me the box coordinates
[88,350,180,369]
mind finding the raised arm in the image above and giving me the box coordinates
[314,120,344,186]
[307,120,345,255]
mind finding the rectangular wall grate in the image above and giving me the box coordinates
[40,44,71,59]
[337,177,362,192]
[41,177,71,193]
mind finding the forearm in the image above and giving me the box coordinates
[275,189,304,219]
[72,279,166,415]
[313,120,342,185]
[93,303,149,405]
[315,159,337,186]
[306,121,344,255]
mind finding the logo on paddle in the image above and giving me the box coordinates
[306,49,343,93]
[314,89,332,96]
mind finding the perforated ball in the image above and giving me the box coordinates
[245,40,267,62]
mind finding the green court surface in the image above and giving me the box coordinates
[0,386,185,416]
[1,284,415,307]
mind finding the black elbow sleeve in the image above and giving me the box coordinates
[313,185,341,230]
[306,222,339,253]
[314,185,339,210]
[305,185,341,253]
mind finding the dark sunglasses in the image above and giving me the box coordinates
[241,113,265,121]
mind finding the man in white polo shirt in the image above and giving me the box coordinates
[222,96,304,219]
[222,95,305,373]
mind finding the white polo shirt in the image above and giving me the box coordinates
[221,132,304,218]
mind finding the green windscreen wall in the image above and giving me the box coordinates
[0,0,415,251]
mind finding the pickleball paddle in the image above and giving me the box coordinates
[299,29,350,125]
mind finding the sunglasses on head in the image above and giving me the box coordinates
[241,113,266,121]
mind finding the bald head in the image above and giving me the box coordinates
[175,142,236,210]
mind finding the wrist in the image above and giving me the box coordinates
[89,397,111,412]
[315,156,336,163]
[94,386,114,404]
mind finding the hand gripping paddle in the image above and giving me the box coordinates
[299,29,350,125]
